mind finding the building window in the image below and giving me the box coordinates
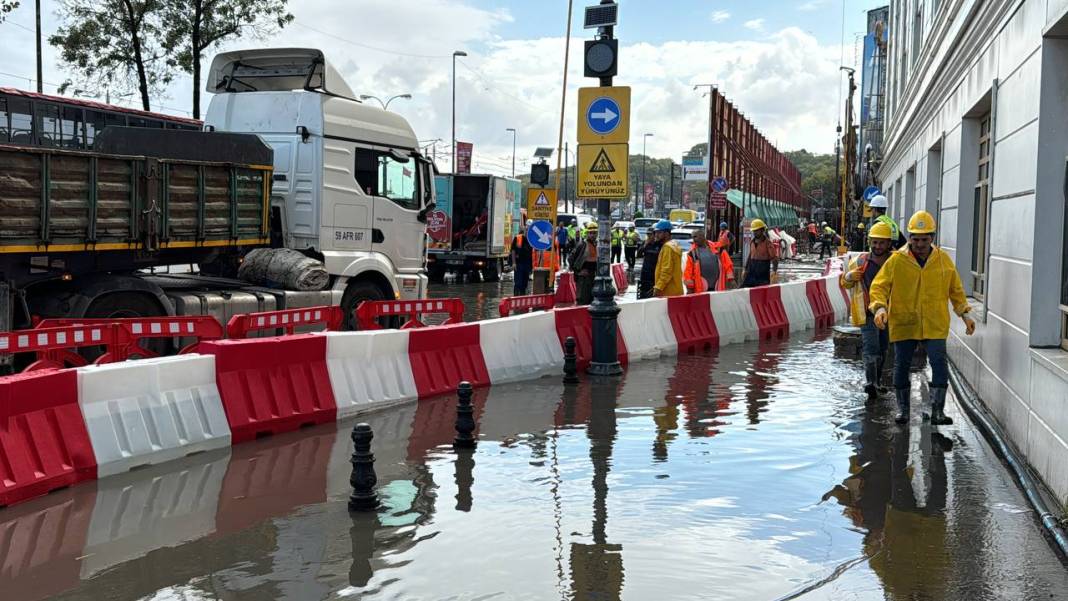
[971,113,991,299]
[912,7,922,68]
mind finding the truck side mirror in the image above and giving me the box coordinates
[417,202,436,224]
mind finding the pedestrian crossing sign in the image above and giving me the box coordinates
[527,188,558,222]
[577,143,628,199]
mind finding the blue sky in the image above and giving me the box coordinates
[1,0,890,174]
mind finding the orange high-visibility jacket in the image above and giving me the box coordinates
[683,241,734,293]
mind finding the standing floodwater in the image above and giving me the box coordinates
[3,333,1066,600]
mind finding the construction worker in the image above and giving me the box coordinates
[806,221,818,252]
[850,222,867,251]
[568,223,599,305]
[842,221,894,400]
[869,210,976,425]
[819,222,839,260]
[556,223,570,268]
[611,226,623,263]
[510,226,534,296]
[741,219,779,288]
[637,221,668,298]
[684,229,734,293]
[868,194,908,247]
[624,226,640,271]
[717,221,734,253]
[653,220,684,297]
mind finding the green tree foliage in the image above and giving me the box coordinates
[163,0,293,119]
[50,0,174,111]
[783,149,838,209]
[1,1,19,23]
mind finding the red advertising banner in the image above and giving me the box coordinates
[456,141,473,174]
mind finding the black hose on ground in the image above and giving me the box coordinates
[948,363,1068,561]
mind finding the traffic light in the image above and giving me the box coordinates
[584,38,618,79]
[530,162,550,186]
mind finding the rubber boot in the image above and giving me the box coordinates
[894,388,910,424]
[930,387,953,425]
[875,357,889,393]
[863,357,879,401]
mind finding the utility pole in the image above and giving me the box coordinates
[35,0,43,93]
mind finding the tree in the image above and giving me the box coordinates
[163,0,293,119]
[50,0,174,110]
[1,1,19,23]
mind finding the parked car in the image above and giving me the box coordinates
[671,229,694,253]
[633,217,658,242]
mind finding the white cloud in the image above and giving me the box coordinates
[798,0,829,11]
[744,18,766,32]
[710,10,731,24]
[0,0,844,176]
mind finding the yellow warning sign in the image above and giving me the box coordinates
[527,188,558,222]
[577,143,629,199]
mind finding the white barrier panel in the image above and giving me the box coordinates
[480,311,563,384]
[323,330,418,419]
[79,450,229,578]
[780,280,815,332]
[709,288,759,345]
[78,355,232,477]
[823,276,850,322]
[617,298,677,362]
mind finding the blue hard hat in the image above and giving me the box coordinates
[719,221,728,229]
[654,219,673,232]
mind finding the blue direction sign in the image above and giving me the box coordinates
[863,185,881,201]
[527,220,554,251]
[586,97,621,136]
[711,176,729,193]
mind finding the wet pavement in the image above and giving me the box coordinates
[3,329,1066,600]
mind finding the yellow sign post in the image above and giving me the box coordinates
[577,143,629,199]
[578,87,631,144]
[527,188,558,222]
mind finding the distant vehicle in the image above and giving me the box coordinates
[671,229,694,253]
[633,217,658,242]
[669,208,699,223]
[427,174,522,283]
[557,212,594,230]
[613,220,635,231]
[681,222,704,234]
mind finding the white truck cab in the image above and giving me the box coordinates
[204,48,431,320]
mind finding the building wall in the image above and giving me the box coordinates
[879,0,1068,503]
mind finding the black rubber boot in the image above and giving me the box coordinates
[894,388,910,424]
[863,357,879,400]
[875,357,889,393]
[930,387,953,425]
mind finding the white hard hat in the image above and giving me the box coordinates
[869,194,888,209]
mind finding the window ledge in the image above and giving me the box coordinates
[1031,347,1068,383]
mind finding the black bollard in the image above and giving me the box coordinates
[563,336,580,384]
[454,381,477,448]
[348,423,379,511]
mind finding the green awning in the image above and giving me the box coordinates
[725,189,799,228]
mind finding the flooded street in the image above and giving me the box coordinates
[3,331,1066,600]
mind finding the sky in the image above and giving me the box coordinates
[0,0,888,176]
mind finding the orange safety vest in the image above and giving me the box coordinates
[683,241,734,293]
[534,238,560,273]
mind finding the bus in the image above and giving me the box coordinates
[669,208,698,224]
[0,88,201,149]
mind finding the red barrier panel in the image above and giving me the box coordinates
[611,263,628,295]
[2,324,121,371]
[498,293,555,317]
[226,305,342,338]
[555,272,577,304]
[553,305,628,372]
[748,286,789,340]
[0,369,97,507]
[667,294,720,354]
[805,279,835,329]
[408,323,490,399]
[200,335,337,443]
[36,316,223,359]
[356,298,464,330]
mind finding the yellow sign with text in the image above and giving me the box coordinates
[577,143,629,199]
[527,188,558,222]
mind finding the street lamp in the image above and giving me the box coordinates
[506,128,517,177]
[452,51,468,173]
[359,94,412,110]
[640,133,653,215]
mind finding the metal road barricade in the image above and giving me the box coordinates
[35,316,223,361]
[226,306,344,338]
[498,293,555,317]
[356,298,465,330]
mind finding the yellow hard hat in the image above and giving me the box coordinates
[751,218,766,230]
[868,221,893,239]
[585,222,598,232]
[856,223,866,229]
[907,210,936,234]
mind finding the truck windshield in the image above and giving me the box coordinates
[379,154,419,210]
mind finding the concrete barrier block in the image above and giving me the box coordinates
[709,288,759,345]
[617,298,677,362]
[480,311,564,384]
[780,280,816,332]
[323,330,418,418]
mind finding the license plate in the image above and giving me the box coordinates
[447,260,464,265]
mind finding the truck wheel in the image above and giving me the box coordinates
[84,293,169,360]
[341,281,388,330]
[482,259,501,283]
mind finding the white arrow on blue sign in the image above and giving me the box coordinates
[586,97,621,135]
[711,176,729,193]
[527,220,554,251]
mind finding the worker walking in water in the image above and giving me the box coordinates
[611,226,623,263]
[841,221,894,400]
[869,210,976,425]
[741,219,779,288]
[569,223,600,305]
[624,226,640,271]
[684,228,734,293]
[868,194,908,248]
[653,219,684,297]
[637,221,669,298]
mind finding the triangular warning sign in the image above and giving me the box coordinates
[590,148,615,173]
[535,192,550,206]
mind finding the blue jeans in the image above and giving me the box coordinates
[860,313,888,360]
[893,338,947,390]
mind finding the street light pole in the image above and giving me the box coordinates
[640,133,653,215]
[506,128,517,177]
[452,51,467,173]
